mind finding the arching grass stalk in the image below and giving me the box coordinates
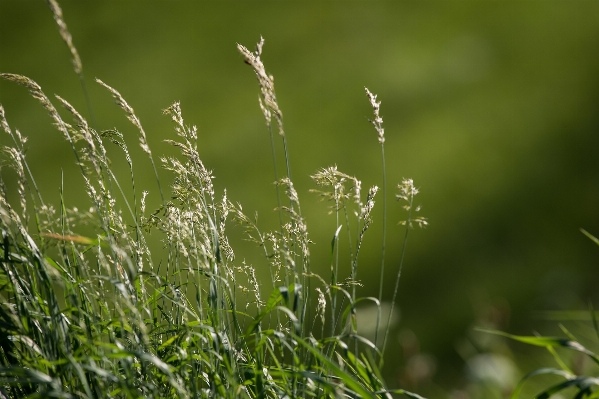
[0,106,45,211]
[46,0,97,130]
[237,39,290,279]
[381,179,427,360]
[96,79,165,204]
[33,1,153,283]
[0,75,121,269]
[364,88,388,354]
[238,38,312,340]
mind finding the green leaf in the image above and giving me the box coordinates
[294,335,376,399]
[0,367,53,384]
[376,388,427,398]
[139,352,172,374]
[581,228,599,246]
[510,368,572,399]
[292,283,302,313]
[590,303,599,342]
[536,376,599,399]
[246,287,282,334]
[340,296,380,335]
[158,334,179,351]
[331,225,343,255]
[477,328,599,365]
[276,306,300,335]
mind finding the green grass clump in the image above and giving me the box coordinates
[480,320,599,399]
[0,2,427,398]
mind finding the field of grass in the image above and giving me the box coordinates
[0,2,429,397]
[2,1,599,398]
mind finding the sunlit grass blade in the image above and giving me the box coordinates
[477,328,599,366]
[536,376,599,399]
[294,335,376,399]
[510,368,573,399]
[581,228,599,246]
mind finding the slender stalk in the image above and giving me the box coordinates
[365,87,388,355]
[382,194,412,359]
[374,142,387,353]
[268,124,285,250]
[78,73,97,130]
[331,195,340,337]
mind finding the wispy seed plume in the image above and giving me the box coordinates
[46,0,82,75]
[237,37,284,137]
[96,79,151,156]
[0,73,72,142]
[365,87,385,144]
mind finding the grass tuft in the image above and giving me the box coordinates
[0,3,427,398]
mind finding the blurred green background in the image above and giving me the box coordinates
[2,1,599,397]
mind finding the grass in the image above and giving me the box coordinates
[5,2,597,398]
[0,2,427,398]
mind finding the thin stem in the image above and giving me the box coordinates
[268,124,287,286]
[331,196,340,337]
[374,142,387,353]
[382,197,412,360]
[281,134,301,286]
[78,73,97,131]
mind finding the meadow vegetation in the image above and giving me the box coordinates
[0,1,427,397]
[2,2,599,399]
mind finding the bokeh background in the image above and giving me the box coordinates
[2,2,599,397]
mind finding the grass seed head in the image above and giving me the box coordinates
[397,178,428,228]
[365,87,385,144]
[238,38,284,136]
[46,0,82,74]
